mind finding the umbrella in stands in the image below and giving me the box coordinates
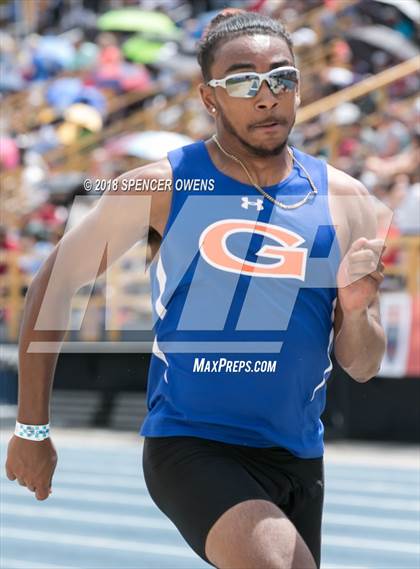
[107,131,193,161]
[0,137,19,169]
[56,122,79,145]
[64,103,103,132]
[46,78,82,110]
[47,79,107,114]
[122,36,165,64]
[34,36,75,68]
[44,172,85,194]
[346,25,419,60]
[76,86,107,114]
[97,9,180,39]
[43,172,86,205]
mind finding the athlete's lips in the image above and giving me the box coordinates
[253,123,284,133]
[251,118,287,129]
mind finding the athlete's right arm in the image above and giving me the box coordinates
[5,159,172,501]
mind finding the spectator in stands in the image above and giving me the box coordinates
[0,225,20,276]
[1,0,418,342]
[0,32,25,94]
[93,32,123,91]
[365,128,420,179]
[17,225,55,279]
[374,113,412,158]
[375,175,412,272]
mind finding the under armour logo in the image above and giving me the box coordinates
[241,197,264,210]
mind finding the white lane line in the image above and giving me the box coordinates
[48,472,420,498]
[325,456,419,471]
[0,470,144,483]
[323,534,420,555]
[325,467,420,480]
[326,493,420,512]
[322,565,369,569]
[4,484,419,513]
[4,463,416,486]
[2,503,174,530]
[3,470,418,498]
[0,471,148,492]
[328,480,419,497]
[4,503,419,536]
[37,472,147,491]
[323,512,420,532]
[2,528,197,559]
[0,559,75,569]
[6,503,419,536]
[3,529,418,559]
[0,557,369,569]
[2,485,156,508]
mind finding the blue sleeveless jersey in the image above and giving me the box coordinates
[140,141,341,458]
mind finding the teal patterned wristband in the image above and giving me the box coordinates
[15,421,50,441]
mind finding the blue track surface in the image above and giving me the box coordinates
[1,437,419,569]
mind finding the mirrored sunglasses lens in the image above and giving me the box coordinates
[269,70,298,93]
[226,75,260,97]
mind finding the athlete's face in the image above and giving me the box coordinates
[201,35,300,157]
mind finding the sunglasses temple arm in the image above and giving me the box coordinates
[208,79,225,88]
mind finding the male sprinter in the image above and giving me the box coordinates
[6,11,386,569]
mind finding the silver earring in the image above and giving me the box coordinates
[212,107,216,113]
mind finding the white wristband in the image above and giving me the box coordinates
[15,421,50,441]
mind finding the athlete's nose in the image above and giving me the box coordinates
[254,79,280,110]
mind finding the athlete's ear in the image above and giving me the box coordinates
[199,82,217,117]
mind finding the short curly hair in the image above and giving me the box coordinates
[197,10,295,83]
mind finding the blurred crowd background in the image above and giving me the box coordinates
[0,0,419,414]
[1,8,418,569]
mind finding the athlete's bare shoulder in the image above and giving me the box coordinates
[327,163,368,197]
[115,158,173,237]
[326,163,377,254]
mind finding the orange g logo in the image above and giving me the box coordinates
[199,219,307,280]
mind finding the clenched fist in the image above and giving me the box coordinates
[337,238,386,314]
[5,435,58,501]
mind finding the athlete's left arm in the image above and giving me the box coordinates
[331,175,387,382]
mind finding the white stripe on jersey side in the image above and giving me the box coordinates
[152,336,169,383]
[310,296,337,402]
[154,254,167,319]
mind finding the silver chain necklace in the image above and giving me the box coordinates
[212,134,318,210]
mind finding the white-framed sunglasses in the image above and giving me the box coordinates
[207,65,300,98]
